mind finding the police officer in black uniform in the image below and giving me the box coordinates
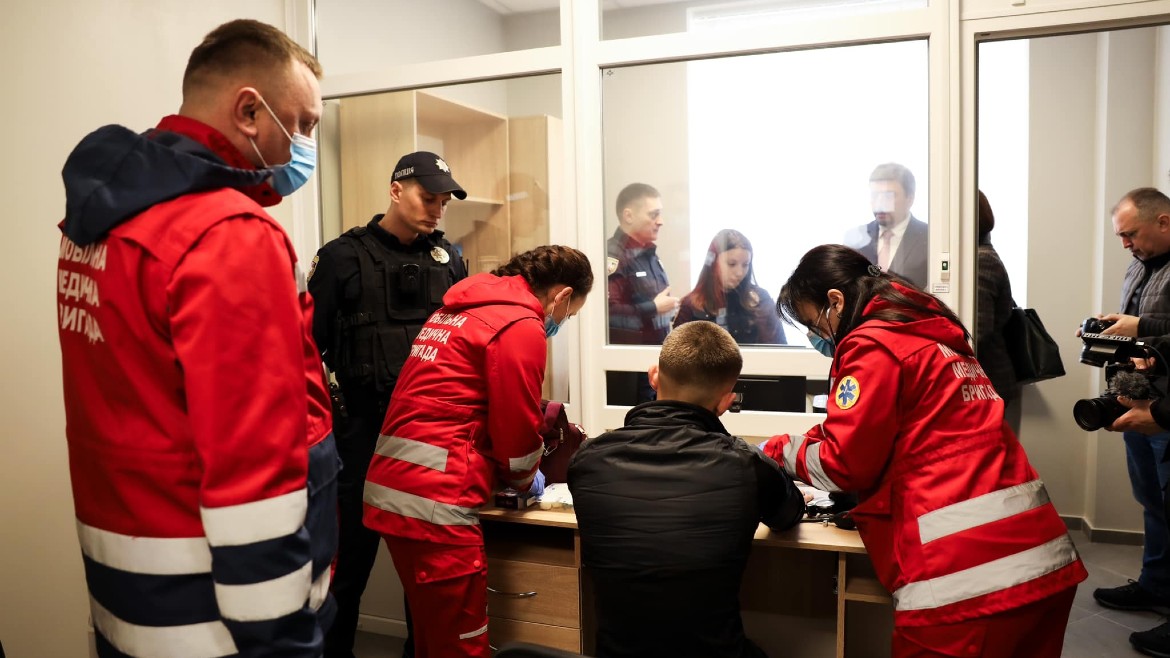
[607,182,678,402]
[309,151,468,658]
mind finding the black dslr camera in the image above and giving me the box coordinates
[1073,317,1159,431]
[1079,317,1132,367]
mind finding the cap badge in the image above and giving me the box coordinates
[431,247,450,264]
[435,158,450,173]
[307,254,319,282]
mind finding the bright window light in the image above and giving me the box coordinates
[977,40,1030,307]
[685,40,930,344]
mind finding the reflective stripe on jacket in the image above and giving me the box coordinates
[762,285,1086,626]
[363,273,548,544]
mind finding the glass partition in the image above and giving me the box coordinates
[320,76,563,255]
[601,40,931,349]
[601,0,927,41]
[317,74,568,396]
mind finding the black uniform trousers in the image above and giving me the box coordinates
[324,400,414,658]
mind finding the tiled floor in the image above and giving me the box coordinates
[1064,531,1159,658]
[351,530,1157,657]
[353,631,406,658]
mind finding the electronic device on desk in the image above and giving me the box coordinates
[728,376,806,413]
[803,491,858,530]
[494,488,537,510]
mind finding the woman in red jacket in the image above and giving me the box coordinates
[762,244,1085,658]
[363,245,592,658]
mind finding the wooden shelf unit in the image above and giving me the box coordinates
[337,89,562,277]
[336,88,567,398]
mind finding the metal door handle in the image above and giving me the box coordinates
[487,586,537,598]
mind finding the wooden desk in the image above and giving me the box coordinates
[479,507,891,657]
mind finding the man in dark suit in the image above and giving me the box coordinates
[843,162,929,288]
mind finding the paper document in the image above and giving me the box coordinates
[537,482,574,510]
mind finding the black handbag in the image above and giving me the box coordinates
[1003,307,1066,385]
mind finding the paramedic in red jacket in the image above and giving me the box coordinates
[56,20,336,658]
[363,245,593,658]
[763,244,1086,658]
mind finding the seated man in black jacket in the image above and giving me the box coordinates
[568,321,806,658]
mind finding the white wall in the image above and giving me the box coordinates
[1020,28,1161,535]
[316,0,508,76]
[1093,26,1159,530]
[0,2,289,655]
[1022,32,1101,523]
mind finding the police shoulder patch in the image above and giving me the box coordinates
[834,375,860,410]
[307,254,319,282]
[607,256,619,275]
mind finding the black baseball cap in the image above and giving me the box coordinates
[391,151,467,200]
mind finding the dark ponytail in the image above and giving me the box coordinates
[492,245,594,300]
[777,244,968,342]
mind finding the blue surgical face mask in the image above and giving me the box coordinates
[545,314,563,338]
[808,332,834,358]
[545,297,569,338]
[250,94,317,196]
[807,305,836,357]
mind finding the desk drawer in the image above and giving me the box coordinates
[487,558,580,627]
[489,617,581,653]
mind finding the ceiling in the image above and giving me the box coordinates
[475,0,685,15]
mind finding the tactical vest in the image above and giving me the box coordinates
[333,227,455,394]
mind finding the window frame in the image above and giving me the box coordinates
[293,0,1170,438]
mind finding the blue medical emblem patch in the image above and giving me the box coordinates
[835,376,860,410]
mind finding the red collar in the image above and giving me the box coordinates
[153,115,281,207]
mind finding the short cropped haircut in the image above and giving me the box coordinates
[658,322,743,391]
[869,163,916,199]
[615,183,660,220]
[1116,187,1170,223]
[182,19,323,98]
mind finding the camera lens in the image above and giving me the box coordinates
[1073,396,1126,431]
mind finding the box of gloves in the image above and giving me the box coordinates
[494,488,537,510]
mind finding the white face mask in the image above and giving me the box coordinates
[249,93,316,196]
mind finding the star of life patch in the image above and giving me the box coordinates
[607,257,619,275]
[835,375,860,410]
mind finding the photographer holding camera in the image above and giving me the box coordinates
[1089,188,1170,657]
[1111,347,1170,435]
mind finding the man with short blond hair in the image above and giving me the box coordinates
[570,321,805,658]
[657,319,744,395]
[57,19,337,657]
